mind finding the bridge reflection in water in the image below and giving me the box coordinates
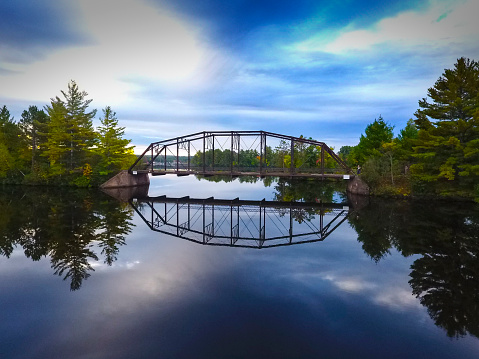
[130,196,350,248]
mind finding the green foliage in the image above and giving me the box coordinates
[0,80,135,187]
[350,116,394,164]
[360,155,389,189]
[272,177,343,203]
[348,57,479,200]
[338,145,353,165]
[190,136,342,174]
[395,118,418,160]
[0,141,13,177]
[94,106,135,173]
[415,57,479,128]
[43,98,70,174]
[0,105,24,178]
[19,105,49,173]
[44,80,97,172]
[272,140,289,168]
[412,57,479,198]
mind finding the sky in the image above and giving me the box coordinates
[1,0,478,152]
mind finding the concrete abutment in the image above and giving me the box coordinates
[100,170,150,189]
[346,176,370,196]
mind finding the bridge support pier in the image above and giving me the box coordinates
[101,170,150,189]
[346,176,369,195]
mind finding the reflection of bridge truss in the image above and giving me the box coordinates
[130,196,351,249]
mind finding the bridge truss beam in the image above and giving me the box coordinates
[129,131,353,179]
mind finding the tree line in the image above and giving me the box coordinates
[340,57,479,201]
[190,137,339,170]
[0,80,135,186]
[2,57,478,198]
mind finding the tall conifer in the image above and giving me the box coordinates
[412,57,479,194]
[19,106,49,172]
[44,80,97,172]
[0,105,22,176]
[95,106,134,173]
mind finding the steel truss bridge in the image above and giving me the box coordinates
[130,195,351,249]
[129,131,353,179]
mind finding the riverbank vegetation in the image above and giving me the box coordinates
[0,80,135,187]
[2,58,478,201]
[340,57,479,202]
[189,138,340,171]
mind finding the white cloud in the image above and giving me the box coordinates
[0,0,208,108]
[322,274,377,293]
[126,260,141,269]
[296,0,479,55]
[374,287,423,311]
[316,272,424,312]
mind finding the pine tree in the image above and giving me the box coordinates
[350,116,394,164]
[411,57,479,194]
[44,81,97,173]
[19,106,49,173]
[43,99,70,174]
[415,57,479,136]
[395,119,419,160]
[0,105,20,151]
[0,105,22,177]
[95,106,134,173]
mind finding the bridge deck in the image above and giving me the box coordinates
[136,169,352,179]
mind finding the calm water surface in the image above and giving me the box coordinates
[1,176,478,359]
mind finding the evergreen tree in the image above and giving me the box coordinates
[0,105,19,150]
[395,119,419,160]
[0,105,14,126]
[95,106,134,173]
[0,139,13,177]
[350,116,394,164]
[44,80,97,172]
[0,105,22,177]
[411,57,479,195]
[19,106,49,173]
[338,145,353,163]
[415,57,479,134]
[43,99,70,174]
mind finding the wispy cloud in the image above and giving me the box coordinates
[296,0,479,57]
[0,0,87,64]
[0,0,207,105]
[1,0,478,149]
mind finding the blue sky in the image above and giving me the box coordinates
[1,0,478,152]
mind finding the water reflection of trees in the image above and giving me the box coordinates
[272,177,346,202]
[349,199,479,338]
[0,187,134,291]
[195,175,346,203]
[196,176,347,224]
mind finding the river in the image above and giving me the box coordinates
[1,176,478,358]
